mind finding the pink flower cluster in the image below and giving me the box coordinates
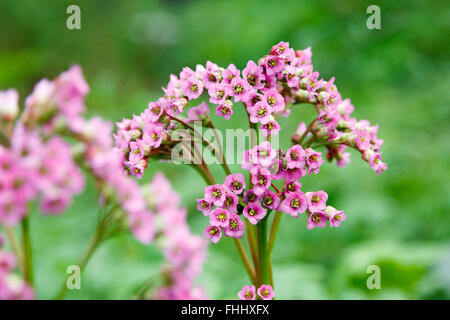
[0,66,156,244]
[0,236,33,299]
[238,284,274,300]
[0,126,84,225]
[198,140,345,242]
[143,173,207,300]
[198,173,246,243]
[115,41,386,180]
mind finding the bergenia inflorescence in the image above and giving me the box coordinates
[113,41,387,300]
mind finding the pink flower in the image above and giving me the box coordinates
[203,225,222,244]
[285,145,306,169]
[182,75,203,100]
[142,123,164,148]
[125,158,147,179]
[221,191,238,213]
[221,64,240,84]
[325,206,346,227]
[238,285,256,300]
[242,60,264,89]
[243,202,267,225]
[204,184,227,206]
[209,208,230,227]
[196,198,212,216]
[129,140,149,163]
[243,190,259,204]
[249,101,272,124]
[280,191,307,217]
[261,189,280,210]
[307,211,328,229]
[228,77,252,103]
[187,102,210,122]
[146,101,164,122]
[306,190,328,213]
[260,118,281,137]
[248,141,277,169]
[257,284,275,300]
[0,274,35,300]
[129,210,155,244]
[264,55,284,76]
[179,66,196,80]
[215,100,233,120]
[285,180,302,193]
[224,173,246,195]
[282,166,306,182]
[201,61,221,88]
[262,88,285,113]
[223,214,245,239]
[284,65,300,88]
[270,41,290,56]
[0,251,17,272]
[23,78,55,122]
[355,130,371,151]
[39,190,71,215]
[251,170,271,196]
[54,65,89,117]
[305,148,324,175]
[208,83,227,104]
[363,150,387,176]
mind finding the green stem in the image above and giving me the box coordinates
[267,211,282,288]
[189,164,214,186]
[233,238,256,285]
[257,216,270,285]
[298,119,317,145]
[209,121,231,176]
[245,220,260,282]
[53,206,121,300]
[267,211,282,254]
[303,135,317,148]
[4,226,24,275]
[54,231,102,300]
[0,128,10,147]
[310,140,345,149]
[21,216,33,285]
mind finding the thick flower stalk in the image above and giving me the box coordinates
[115,41,387,299]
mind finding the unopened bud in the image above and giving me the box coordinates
[0,89,19,122]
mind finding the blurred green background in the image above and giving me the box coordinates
[0,0,449,299]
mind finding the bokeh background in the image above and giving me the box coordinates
[0,0,449,299]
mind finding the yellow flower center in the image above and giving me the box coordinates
[290,198,299,209]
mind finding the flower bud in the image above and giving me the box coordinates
[0,89,19,122]
[299,77,308,90]
[295,88,309,101]
[324,205,337,218]
[291,133,302,144]
[128,129,142,140]
[317,91,329,103]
